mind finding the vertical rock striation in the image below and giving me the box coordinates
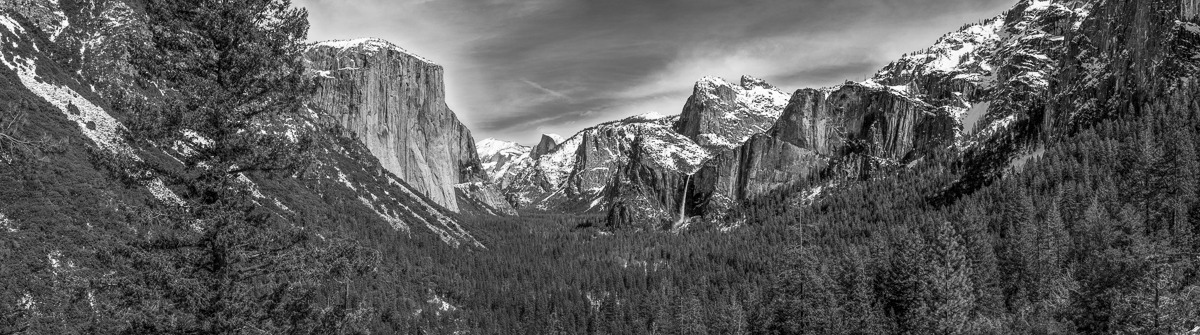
[692,83,954,216]
[529,134,563,160]
[305,38,501,213]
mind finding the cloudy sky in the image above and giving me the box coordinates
[295,0,1014,144]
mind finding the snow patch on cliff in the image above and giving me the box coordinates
[312,38,437,65]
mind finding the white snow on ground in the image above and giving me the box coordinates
[388,177,484,248]
[47,250,62,269]
[311,38,437,65]
[429,295,457,312]
[0,35,185,206]
[237,173,266,199]
[357,196,409,231]
[0,212,15,232]
[48,7,69,42]
[18,293,34,310]
[0,15,23,34]
[145,179,184,206]
[335,168,357,191]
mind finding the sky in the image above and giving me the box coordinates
[295,0,1015,145]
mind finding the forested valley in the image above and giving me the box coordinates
[0,0,1198,334]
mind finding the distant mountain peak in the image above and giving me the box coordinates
[675,75,791,150]
[542,134,565,145]
[740,75,775,90]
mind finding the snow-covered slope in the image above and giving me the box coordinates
[476,138,530,187]
[0,2,489,247]
[492,76,789,226]
[870,0,1093,149]
[687,0,1116,224]
[503,112,709,214]
[674,76,791,150]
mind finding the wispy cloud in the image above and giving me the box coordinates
[297,0,1017,144]
[520,79,573,101]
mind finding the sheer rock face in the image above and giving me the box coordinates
[0,6,487,247]
[499,76,786,219]
[305,38,501,213]
[1048,0,1200,131]
[529,134,563,160]
[504,114,708,213]
[772,84,952,161]
[673,76,791,150]
[691,84,953,213]
[455,182,519,216]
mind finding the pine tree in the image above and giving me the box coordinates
[111,0,376,333]
[883,227,934,335]
[925,220,973,335]
[959,202,1002,316]
[678,293,708,335]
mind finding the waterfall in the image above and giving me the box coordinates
[678,174,691,223]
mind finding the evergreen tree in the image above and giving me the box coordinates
[110,0,376,333]
[959,202,1001,316]
[924,220,973,335]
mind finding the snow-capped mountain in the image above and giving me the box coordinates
[503,112,709,214]
[674,76,792,150]
[686,0,1192,225]
[481,0,1113,229]
[530,134,565,160]
[476,138,531,187]
[486,76,788,226]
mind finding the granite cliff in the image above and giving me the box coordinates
[305,38,515,215]
[488,76,788,222]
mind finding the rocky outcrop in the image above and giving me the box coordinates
[673,76,790,150]
[604,139,693,230]
[692,134,826,210]
[476,138,530,188]
[772,84,952,161]
[306,38,509,213]
[688,0,1103,219]
[529,134,563,160]
[504,113,708,213]
[692,83,955,216]
[497,76,789,219]
[455,182,519,216]
[1048,0,1200,131]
